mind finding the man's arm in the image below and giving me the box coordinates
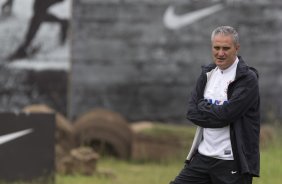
[197,71,259,123]
[186,73,226,128]
[187,91,228,128]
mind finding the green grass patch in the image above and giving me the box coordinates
[56,125,282,184]
[3,124,281,184]
[138,123,196,141]
[56,143,282,184]
[0,176,54,184]
[56,157,184,184]
[253,137,282,184]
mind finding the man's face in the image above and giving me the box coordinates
[212,34,240,70]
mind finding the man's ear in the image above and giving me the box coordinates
[236,44,240,52]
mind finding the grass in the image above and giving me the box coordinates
[5,124,281,184]
[56,158,183,184]
[55,125,282,184]
[56,143,282,184]
[139,123,196,141]
[253,143,282,184]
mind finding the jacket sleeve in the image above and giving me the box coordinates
[187,90,230,128]
[197,70,259,125]
[186,73,223,128]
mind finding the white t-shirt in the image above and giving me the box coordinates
[198,58,239,160]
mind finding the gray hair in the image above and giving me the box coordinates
[211,26,239,45]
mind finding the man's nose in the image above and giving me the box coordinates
[218,49,225,56]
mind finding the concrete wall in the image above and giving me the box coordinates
[71,0,282,123]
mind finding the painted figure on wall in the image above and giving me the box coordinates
[3,0,69,61]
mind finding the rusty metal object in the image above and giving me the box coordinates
[74,108,133,159]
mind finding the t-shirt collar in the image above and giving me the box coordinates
[218,57,239,74]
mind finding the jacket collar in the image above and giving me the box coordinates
[201,56,258,79]
[236,56,259,79]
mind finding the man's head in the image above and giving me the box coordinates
[211,26,240,70]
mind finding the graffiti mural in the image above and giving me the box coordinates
[0,0,71,115]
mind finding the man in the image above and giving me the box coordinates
[170,26,260,184]
[7,0,69,61]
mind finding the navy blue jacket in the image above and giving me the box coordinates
[186,56,260,177]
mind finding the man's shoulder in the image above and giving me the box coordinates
[237,57,259,79]
[248,66,259,79]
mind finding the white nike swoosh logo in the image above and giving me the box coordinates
[163,4,224,30]
[0,129,33,145]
